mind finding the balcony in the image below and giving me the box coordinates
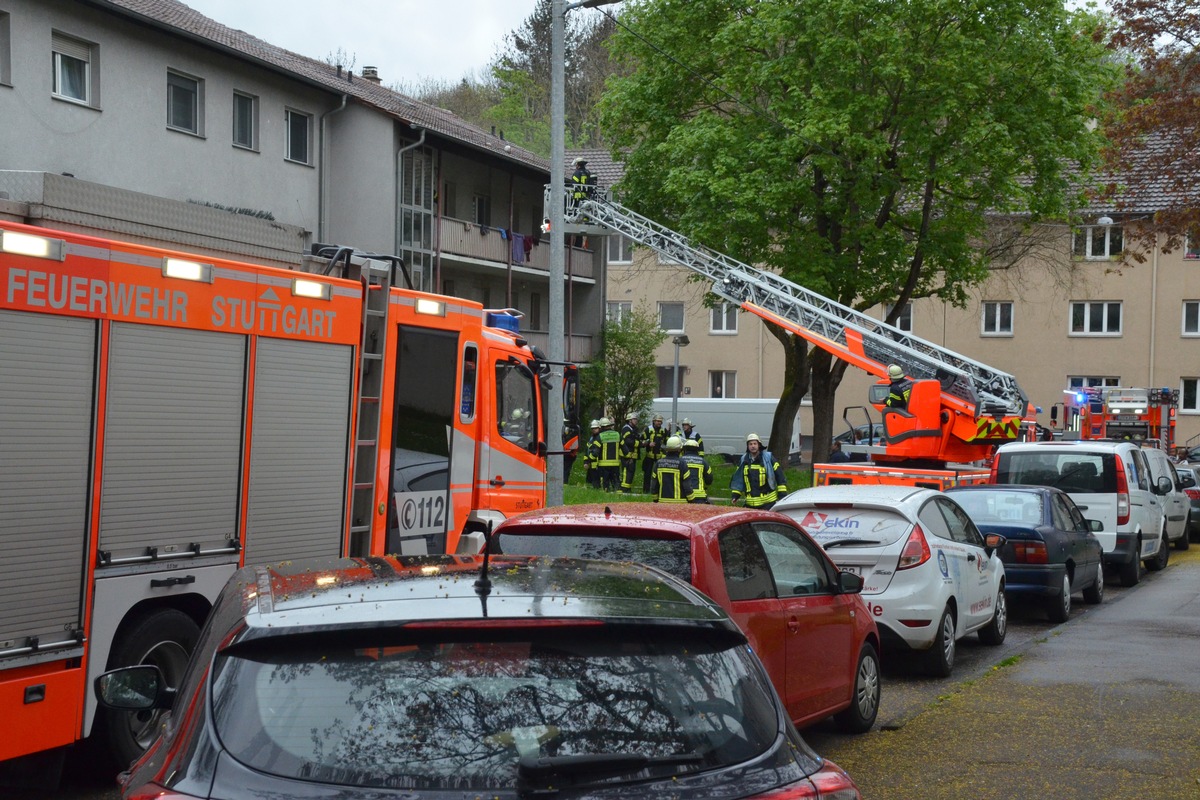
[437,216,594,281]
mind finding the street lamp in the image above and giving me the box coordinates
[671,334,689,433]
[547,0,621,506]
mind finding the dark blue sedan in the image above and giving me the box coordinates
[946,485,1104,622]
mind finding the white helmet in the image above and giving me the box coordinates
[599,416,612,427]
[665,436,683,451]
[746,433,762,445]
[589,419,600,428]
[684,439,699,449]
[888,364,905,380]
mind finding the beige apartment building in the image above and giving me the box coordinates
[581,151,1200,454]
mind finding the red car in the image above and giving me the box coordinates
[494,503,882,733]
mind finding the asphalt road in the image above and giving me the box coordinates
[14,548,1200,800]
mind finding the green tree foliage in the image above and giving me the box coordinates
[600,0,1117,461]
[581,309,666,426]
[1104,0,1200,253]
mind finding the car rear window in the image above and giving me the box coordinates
[211,628,780,790]
[779,505,912,548]
[496,531,692,582]
[994,451,1116,493]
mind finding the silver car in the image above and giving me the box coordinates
[1174,464,1200,543]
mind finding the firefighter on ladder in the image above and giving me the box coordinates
[885,364,912,409]
[730,433,788,509]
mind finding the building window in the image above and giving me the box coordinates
[982,301,1013,336]
[885,302,912,332]
[1185,302,1200,336]
[1,13,12,86]
[607,235,634,264]
[659,302,684,333]
[1072,224,1123,260]
[472,194,491,226]
[232,91,257,149]
[52,32,94,104]
[1183,379,1200,413]
[285,109,311,164]
[1067,376,1120,391]
[167,71,202,134]
[710,371,736,398]
[710,303,738,334]
[529,292,542,331]
[442,182,457,217]
[1186,228,1199,260]
[606,301,631,324]
[1070,301,1121,335]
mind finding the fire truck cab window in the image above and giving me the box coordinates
[497,361,536,451]
[459,345,477,423]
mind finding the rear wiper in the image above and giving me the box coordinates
[822,538,882,549]
[516,752,702,795]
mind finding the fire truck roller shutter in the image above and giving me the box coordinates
[0,310,94,657]
[244,338,353,565]
[99,324,246,560]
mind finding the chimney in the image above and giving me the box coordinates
[362,66,381,84]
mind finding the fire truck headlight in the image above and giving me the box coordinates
[416,298,445,316]
[1,231,66,260]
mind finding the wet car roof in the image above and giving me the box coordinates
[501,502,801,535]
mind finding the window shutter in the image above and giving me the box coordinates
[52,32,91,62]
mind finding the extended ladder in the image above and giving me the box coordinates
[562,190,1029,419]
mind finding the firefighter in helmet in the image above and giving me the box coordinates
[641,413,669,493]
[730,433,788,509]
[597,417,621,491]
[682,438,713,503]
[618,412,641,493]
[651,436,694,503]
[885,364,912,409]
[584,419,602,488]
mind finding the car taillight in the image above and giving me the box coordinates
[1185,488,1200,501]
[989,458,1000,483]
[125,784,202,800]
[897,525,931,570]
[1115,458,1130,526]
[747,760,862,799]
[1012,541,1049,564]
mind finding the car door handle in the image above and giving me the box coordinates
[967,554,977,562]
[787,618,799,633]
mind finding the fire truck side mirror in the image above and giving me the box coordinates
[1050,405,1059,424]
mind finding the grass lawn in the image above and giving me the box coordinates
[564,455,812,506]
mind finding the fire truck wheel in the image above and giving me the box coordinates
[101,608,200,768]
[1144,531,1169,572]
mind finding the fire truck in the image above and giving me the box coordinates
[0,220,574,770]
[556,189,1034,487]
[1052,386,1178,450]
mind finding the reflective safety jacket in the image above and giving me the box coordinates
[597,429,621,467]
[730,449,788,508]
[642,424,669,461]
[619,422,641,461]
[886,378,913,409]
[585,433,601,468]
[680,430,705,458]
[682,453,713,501]
[651,455,695,503]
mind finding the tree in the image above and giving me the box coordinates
[581,309,666,426]
[599,0,1116,463]
[1103,0,1200,253]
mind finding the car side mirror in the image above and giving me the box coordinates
[837,570,864,594]
[1087,519,1103,532]
[94,665,175,711]
[1155,475,1172,495]
[983,532,1006,556]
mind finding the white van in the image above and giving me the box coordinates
[1141,446,1190,550]
[991,440,1172,586]
[650,398,802,464]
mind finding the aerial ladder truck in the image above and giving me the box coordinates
[1052,386,1178,451]
[553,188,1036,488]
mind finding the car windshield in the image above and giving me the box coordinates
[780,506,911,548]
[951,490,1043,525]
[496,531,692,582]
[994,452,1115,493]
[211,628,778,791]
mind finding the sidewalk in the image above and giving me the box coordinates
[816,548,1200,800]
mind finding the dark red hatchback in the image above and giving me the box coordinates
[495,503,882,733]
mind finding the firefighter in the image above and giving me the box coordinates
[730,433,788,509]
[597,417,621,491]
[651,436,694,503]
[619,412,641,493]
[584,419,602,488]
[678,417,705,458]
[570,156,595,201]
[682,438,713,503]
[885,364,912,409]
[641,413,669,493]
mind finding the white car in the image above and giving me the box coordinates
[774,485,1007,677]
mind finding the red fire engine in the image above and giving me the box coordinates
[0,220,575,769]
[1052,386,1177,450]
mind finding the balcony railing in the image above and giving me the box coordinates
[437,216,594,280]
[522,330,595,363]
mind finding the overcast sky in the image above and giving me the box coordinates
[182,0,542,88]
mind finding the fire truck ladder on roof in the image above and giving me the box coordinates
[561,190,1029,419]
[315,246,400,556]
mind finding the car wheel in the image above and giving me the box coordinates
[1081,566,1105,605]
[922,606,956,677]
[1046,573,1071,623]
[834,643,881,734]
[978,587,1008,645]
[1118,547,1141,587]
[1175,515,1190,551]
[100,608,200,769]
[1145,531,1169,572]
